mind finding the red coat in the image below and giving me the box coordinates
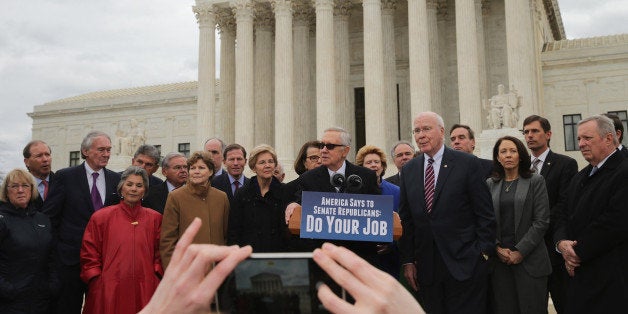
[80,201,163,314]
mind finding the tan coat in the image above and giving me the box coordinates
[159,184,229,269]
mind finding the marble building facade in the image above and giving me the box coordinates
[29,0,628,179]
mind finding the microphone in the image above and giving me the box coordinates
[330,173,346,189]
[346,174,363,193]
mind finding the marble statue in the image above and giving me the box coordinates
[116,119,146,156]
[485,84,522,129]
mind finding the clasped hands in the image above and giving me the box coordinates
[558,240,580,277]
[496,246,523,265]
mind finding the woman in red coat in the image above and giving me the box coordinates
[80,166,163,314]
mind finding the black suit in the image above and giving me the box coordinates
[620,145,628,157]
[143,181,170,214]
[399,147,495,313]
[42,163,120,314]
[536,150,578,312]
[384,173,400,186]
[479,158,493,179]
[211,172,250,205]
[553,151,628,313]
[292,162,381,259]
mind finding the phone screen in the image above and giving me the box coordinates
[223,252,341,314]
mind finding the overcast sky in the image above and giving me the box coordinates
[1,0,627,174]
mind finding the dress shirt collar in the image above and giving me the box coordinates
[327,160,347,178]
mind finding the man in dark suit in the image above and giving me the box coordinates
[42,131,121,314]
[130,144,164,187]
[522,114,578,313]
[448,124,493,178]
[143,152,188,214]
[384,140,415,186]
[399,112,495,314]
[603,113,628,157]
[554,115,628,313]
[211,143,249,205]
[286,127,381,259]
[23,140,53,209]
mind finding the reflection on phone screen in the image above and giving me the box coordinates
[226,253,341,313]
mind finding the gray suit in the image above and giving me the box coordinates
[486,174,551,313]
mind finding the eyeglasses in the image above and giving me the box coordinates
[411,127,433,135]
[306,155,321,162]
[9,184,31,191]
[317,142,346,150]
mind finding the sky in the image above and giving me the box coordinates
[1,0,627,175]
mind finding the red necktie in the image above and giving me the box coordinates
[42,180,49,200]
[234,180,240,193]
[424,158,435,213]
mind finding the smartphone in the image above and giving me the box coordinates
[219,252,345,314]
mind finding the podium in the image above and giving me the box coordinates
[288,205,403,240]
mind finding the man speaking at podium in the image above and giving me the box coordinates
[286,127,381,261]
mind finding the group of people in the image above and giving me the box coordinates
[0,110,626,314]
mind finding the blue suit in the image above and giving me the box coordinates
[399,147,495,313]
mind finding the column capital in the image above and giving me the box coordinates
[216,8,236,35]
[232,0,254,21]
[293,0,314,25]
[334,0,352,17]
[271,0,293,15]
[313,0,334,10]
[382,0,398,14]
[193,4,216,26]
[254,3,274,30]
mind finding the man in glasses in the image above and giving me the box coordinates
[144,152,188,214]
[384,140,416,186]
[287,127,381,261]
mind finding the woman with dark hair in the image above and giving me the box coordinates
[0,169,57,314]
[355,145,400,279]
[293,141,322,175]
[228,144,288,252]
[160,151,229,269]
[80,166,162,314]
[487,136,551,314]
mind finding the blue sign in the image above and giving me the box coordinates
[300,191,394,242]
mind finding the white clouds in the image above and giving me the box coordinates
[560,0,628,39]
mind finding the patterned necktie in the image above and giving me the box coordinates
[424,158,435,213]
[42,180,49,201]
[233,180,240,194]
[532,158,541,173]
[91,173,103,210]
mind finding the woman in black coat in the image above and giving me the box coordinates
[227,145,289,252]
[0,169,57,314]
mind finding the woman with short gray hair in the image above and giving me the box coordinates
[80,166,163,314]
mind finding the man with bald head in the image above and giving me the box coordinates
[204,137,225,176]
[554,115,628,313]
[384,140,416,186]
[399,112,495,313]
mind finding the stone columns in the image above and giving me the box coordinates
[505,0,539,121]
[313,0,335,135]
[382,0,398,146]
[334,1,352,138]
[455,0,482,133]
[254,3,274,146]
[293,1,314,146]
[193,2,216,146]
[407,0,432,119]
[426,0,442,115]
[272,0,294,160]
[363,0,386,150]
[232,0,255,150]
[217,9,236,144]
[476,0,489,125]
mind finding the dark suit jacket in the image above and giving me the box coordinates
[399,147,496,283]
[487,174,552,277]
[292,161,382,257]
[211,173,250,205]
[553,151,628,313]
[32,172,54,210]
[538,150,578,265]
[143,181,169,214]
[620,145,628,157]
[479,158,493,179]
[384,173,400,186]
[42,163,120,266]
